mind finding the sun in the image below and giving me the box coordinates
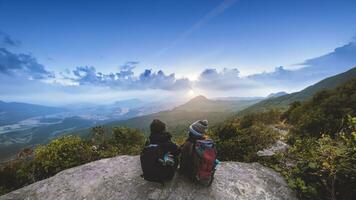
[187,89,195,97]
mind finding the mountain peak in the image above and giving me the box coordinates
[189,95,209,102]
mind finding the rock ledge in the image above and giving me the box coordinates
[0,155,297,200]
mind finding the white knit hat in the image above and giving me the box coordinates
[189,120,208,137]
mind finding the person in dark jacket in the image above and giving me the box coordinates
[142,119,180,181]
[147,119,180,157]
[179,120,208,177]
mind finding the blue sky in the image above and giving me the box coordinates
[0,0,356,105]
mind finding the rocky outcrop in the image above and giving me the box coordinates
[0,156,297,200]
[257,140,289,157]
[257,126,290,157]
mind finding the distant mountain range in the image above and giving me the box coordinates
[239,67,356,115]
[112,99,147,109]
[0,101,66,126]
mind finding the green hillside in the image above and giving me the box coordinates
[239,67,356,115]
[210,79,356,200]
[173,95,260,112]
[79,96,261,137]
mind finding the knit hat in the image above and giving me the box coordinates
[150,119,166,135]
[189,120,208,137]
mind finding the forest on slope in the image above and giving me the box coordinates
[239,67,356,115]
[208,79,356,200]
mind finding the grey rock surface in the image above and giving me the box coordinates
[0,155,297,200]
[257,140,289,157]
[257,125,290,157]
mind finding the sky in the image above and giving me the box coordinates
[0,0,356,105]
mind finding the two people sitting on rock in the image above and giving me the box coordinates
[140,119,218,186]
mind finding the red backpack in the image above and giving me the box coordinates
[191,139,217,186]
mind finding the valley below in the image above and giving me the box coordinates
[0,100,179,162]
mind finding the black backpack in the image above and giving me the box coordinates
[140,144,176,183]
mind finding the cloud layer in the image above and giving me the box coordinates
[0,31,21,47]
[196,68,258,90]
[68,62,191,90]
[301,42,356,74]
[0,48,54,79]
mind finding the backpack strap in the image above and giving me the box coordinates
[144,139,151,147]
[189,141,194,157]
[145,139,159,148]
[148,144,159,148]
[187,138,196,157]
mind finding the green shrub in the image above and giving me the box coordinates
[250,80,356,200]
[0,186,8,196]
[283,79,356,138]
[278,129,356,200]
[112,127,145,155]
[210,111,280,162]
[32,135,94,179]
[0,126,145,195]
[271,79,356,200]
[0,159,31,195]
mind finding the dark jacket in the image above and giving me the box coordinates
[147,132,180,156]
[179,131,205,177]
